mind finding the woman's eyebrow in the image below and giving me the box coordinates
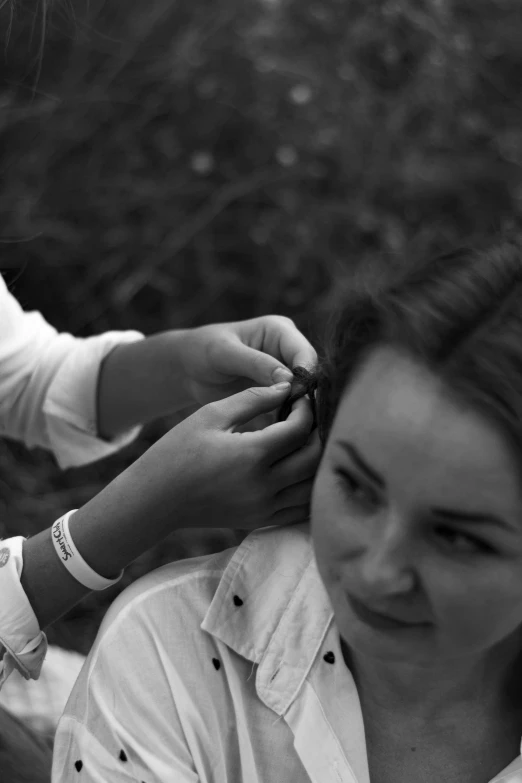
[336,441,385,488]
[336,442,514,532]
[431,507,514,532]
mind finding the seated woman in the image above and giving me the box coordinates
[52,237,522,783]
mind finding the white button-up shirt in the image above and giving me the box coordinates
[52,524,522,783]
[0,273,144,686]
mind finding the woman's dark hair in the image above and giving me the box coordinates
[314,236,522,464]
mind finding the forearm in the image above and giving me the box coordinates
[21,531,89,631]
[21,331,195,631]
[96,330,194,440]
[20,460,176,630]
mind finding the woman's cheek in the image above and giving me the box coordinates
[313,513,363,599]
[405,548,519,651]
[313,470,363,547]
[423,564,522,653]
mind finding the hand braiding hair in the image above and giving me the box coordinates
[276,366,318,429]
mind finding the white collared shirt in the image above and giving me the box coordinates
[0,273,144,686]
[52,524,522,783]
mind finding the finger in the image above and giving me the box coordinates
[271,429,323,488]
[235,410,278,434]
[207,383,291,429]
[274,479,314,511]
[269,504,311,527]
[198,376,255,403]
[254,396,315,463]
[254,315,318,374]
[213,335,294,388]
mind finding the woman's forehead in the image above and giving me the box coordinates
[335,347,453,429]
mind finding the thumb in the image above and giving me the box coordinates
[217,340,294,386]
[211,383,291,429]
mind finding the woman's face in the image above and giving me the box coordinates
[311,346,522,664]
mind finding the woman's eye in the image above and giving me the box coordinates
[435,526,491,554]
[334,470,380,507]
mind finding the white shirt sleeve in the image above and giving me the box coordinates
[54,717,200,783]
[0,276,146,688]
[0,537,47,688]
[0,274,145,468]
[52,568,207,783]
[54,719,144,782]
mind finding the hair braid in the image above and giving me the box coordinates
[277,366,318,429]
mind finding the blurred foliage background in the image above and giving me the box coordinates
[0,0,522,653]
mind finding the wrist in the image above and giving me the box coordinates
[69,454,181,577]
[97,330,193,439]
[51,510,124,590]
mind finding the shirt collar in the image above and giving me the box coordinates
[201,523,334,716]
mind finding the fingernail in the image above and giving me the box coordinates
[272,381,291,390]
[272,367,294,384]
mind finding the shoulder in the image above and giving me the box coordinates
[93,544,238,649]
[61,524,315,729]
[61,544,239,728]
[83,523,312,668]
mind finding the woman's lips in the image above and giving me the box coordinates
[347,594,431,631]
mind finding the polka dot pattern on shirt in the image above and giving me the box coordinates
[323,651,335,664]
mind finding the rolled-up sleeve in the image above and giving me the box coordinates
[0,275,145,468]
[0,536,47,688]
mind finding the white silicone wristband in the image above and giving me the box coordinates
[51,510,124,591]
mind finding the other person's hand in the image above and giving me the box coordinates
[121,380,321,530]
[178,315,317,406]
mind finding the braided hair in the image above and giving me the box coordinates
[277,366,318,429]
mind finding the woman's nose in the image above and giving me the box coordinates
[359,514,416,594]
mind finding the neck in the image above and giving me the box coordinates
[341,632,522,722]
